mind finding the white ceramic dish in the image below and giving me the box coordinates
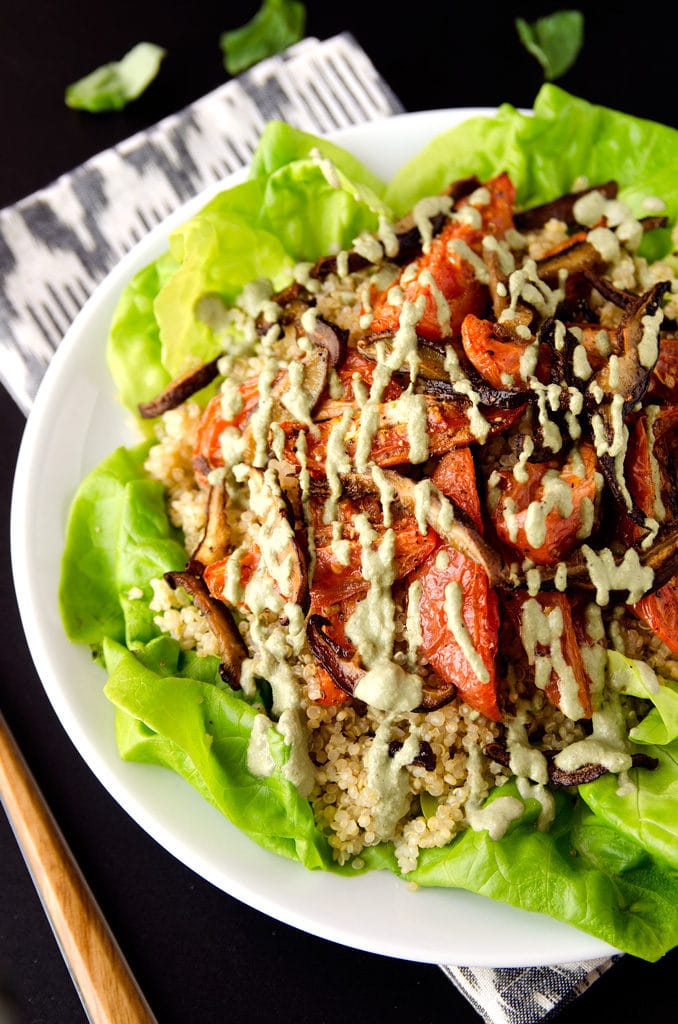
[10,108,619,967]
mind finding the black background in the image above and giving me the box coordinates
[1,3,677,1022]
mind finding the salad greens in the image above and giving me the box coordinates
[515,10,584,81]
[220,0,307,76]
[60,84,678,961]
[65,42,167,113]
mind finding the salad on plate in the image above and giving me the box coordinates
[59,85,678,962]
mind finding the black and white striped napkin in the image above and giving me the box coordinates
[0,29,621,1024]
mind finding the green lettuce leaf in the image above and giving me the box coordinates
[106,252,177,436]
[59,443,185,651]
[607,649,678,746]
[248,120,387,197]
[220,0,306,76]
[573,652,678,872]
[384,84,678,265]
[408,782,678,962]
[108,120,390,411]
[65,42,166,113]
[102,636,395,873]
[515,10,584,81]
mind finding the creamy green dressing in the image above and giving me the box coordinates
[519,598,585,721]
[443,581,490,683]
[580,545,654,605]
[467,797,524,840]
[354,658,423,711]
[364,716,421,840]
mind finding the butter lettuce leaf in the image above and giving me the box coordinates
[102,636,395,874]
[220,0,306,76]
[108,120,390,410]
[515,11,584,81]
[408,782,678,962]
[384,84,678,263]
[65,42,166,113]
[575,652,678,871]
[59,443,185,652]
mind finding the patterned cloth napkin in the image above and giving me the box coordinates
[0,30,621,1024]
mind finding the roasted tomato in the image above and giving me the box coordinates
[623,404,678,651]
[634,574,678,657]
[368,173,516,343]
[489,441,600,566]
[460,314,551,389]
[309,495,438,614]
[295,399,526,477]
[193,377,261,483]
[313,348,405,421]
[411,543,501,721]
[504,590,594,720]
[429,446,484,532]
[647,335,678,403]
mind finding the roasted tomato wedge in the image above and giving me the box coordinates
[296,399,526,477]
[647,335,678,402]
[309,495,438,614]
[410,543,501,721]
[368,173,516,343]
[623,404,678,649]
[489,441,600,566]
[429,446,484,532]
[460,314,552,389]
[193,377,261,483]
[313,348,405,421]
[634,574,678,657]
[504,590,593,720]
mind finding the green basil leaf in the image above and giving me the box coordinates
[515,10,584,81]
[220,0,306,76]
[65,41,167,113]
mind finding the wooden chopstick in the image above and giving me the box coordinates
[0,710,158,1024]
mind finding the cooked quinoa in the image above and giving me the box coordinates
[140,171,678,872]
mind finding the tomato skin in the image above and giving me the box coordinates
[460,314,553,389]
[429,447,484,532]
[504,590,593,719]
[648,336,678,402]
[313,664,353,706]
[634,574,678,657]
[412,543,501,722]
[296,400,526,477]
[489,442,599,566]
[368,173,516,343]
[203,547,263,607]
[622,404,678,648]
[310,511,438,615]
[193,377,260,482]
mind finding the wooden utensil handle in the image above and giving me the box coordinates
[0,710,158,1024]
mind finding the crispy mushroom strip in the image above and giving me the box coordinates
[306,615,457,712]
[520,524,678,598]
[189,477,231,570]
[138,358,221,419]
[585,280,670,525]
[484,741,658,787]
[240,465,310,610]
[514,181,619,232]
[357,334,527,409]
[164,570,248,690]
[338,468,505,586]
[255,283,349,369]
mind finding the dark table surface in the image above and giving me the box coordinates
[1,3,677,1022]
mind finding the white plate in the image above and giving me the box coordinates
[10,108,619,967]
